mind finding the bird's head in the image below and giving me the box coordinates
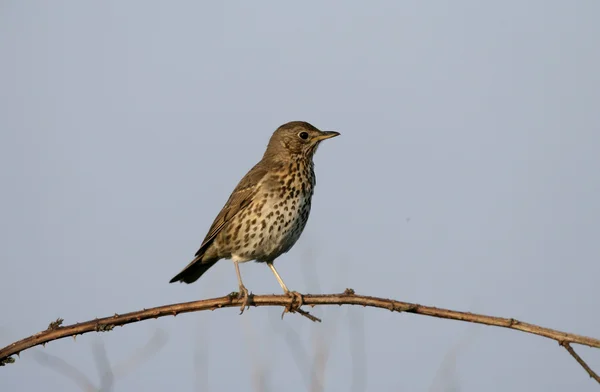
[264,121,340,161]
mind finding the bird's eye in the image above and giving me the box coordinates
[299,132,309,140]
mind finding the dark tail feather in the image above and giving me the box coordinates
[169,256,218,284]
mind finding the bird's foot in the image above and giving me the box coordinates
[280,291,321,322]
[280,290,303,317]
[286,290,304,311]
[237,285,253,315]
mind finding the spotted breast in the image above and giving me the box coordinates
[212,157,316,263]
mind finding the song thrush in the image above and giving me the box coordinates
[170,121,340,313]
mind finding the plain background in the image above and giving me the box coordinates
[1,1,599,391]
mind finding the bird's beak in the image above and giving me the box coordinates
[315,131,341,141]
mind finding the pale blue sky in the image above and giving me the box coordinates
[1,1,599,391]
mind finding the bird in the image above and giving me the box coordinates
[169,121,340,313]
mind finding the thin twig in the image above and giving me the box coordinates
[270,313,316,391]
[1,290,599,384]
[560,341,600,383]
[349,308,366,392]
[31,329,167,391]
[31,350,97,392]
[294,308,321,322]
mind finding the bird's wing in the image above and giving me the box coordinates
[194,161,271,260]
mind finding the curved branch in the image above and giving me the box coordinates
[1,290,598,383]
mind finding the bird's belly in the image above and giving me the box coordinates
[219,192,312,262]
[257,193,311,260]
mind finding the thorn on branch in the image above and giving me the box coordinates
[47,318,64,331]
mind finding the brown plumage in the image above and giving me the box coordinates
[169,121,340,311]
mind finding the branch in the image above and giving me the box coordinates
[1,289,598,384]
[560,342,600,383]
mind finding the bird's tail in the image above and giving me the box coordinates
[169,255,217,284]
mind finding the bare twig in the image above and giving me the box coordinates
[349,308,366,392]
[31,329,168,391]
[270,313,316,391]
[92,339,114,392]
[560,341,600,383]
[428,327,480,392]
[291,307,321,323]
[1,290,599,384]
[310,308,341,392]
[32,350,97,392]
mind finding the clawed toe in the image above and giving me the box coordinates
[281,290,304,318]
[289,291,304,308]
[238,286,253,315]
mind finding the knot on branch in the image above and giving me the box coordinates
[47,318,64,331]
[508,318,520,326]
[0,356,15,366]
[95,324,115,332]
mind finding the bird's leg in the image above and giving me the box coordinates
[234,260,252,314]
[267,261,290,293]
[267,262,304,313]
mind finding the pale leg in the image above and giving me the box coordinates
[267,262,306,316]
[267,262,290,293]
[234,259,251,313]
